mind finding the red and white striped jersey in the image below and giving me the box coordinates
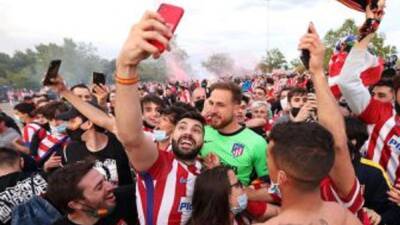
[22,123,42,145]
[337,48,400,185]
[320,177,367,223]
[136,150,202,225]
[37,133,67,158]
[358,99,400,185]
[270,177,366,223]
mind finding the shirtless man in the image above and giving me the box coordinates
[258,23,362,225]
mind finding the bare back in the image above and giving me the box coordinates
[261,202,362,225]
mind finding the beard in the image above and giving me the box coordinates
[171,136,203,161]
[209,113,234,130]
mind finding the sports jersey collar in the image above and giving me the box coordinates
[218,126,246,137]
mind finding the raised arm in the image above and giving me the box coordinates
[299,23,355,197]
[47,77,116,134]
[60,90,116,134]
[115,11,172,171]
[336,4,384,115]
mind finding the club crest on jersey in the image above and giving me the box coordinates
[231,143,245,158]
[178,197,192,212]
[388,135,400,152]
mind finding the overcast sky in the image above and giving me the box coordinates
[1,0,399,74]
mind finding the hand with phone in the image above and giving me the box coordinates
[150,4,184,53]
[92,84,110,107]
[300,28,311,70]
[291,98,317,122]
[46,75,68,95]
[116,11,173,77]
[298,22,325,75]
[42,59,62,86]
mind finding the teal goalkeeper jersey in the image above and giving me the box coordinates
[200,125,268,185]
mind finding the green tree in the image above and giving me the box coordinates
[259,48,287,72]
[202,53,234,76]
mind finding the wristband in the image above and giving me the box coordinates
[114,73,140,85]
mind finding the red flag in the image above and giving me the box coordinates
[328,51,384,98]
[336,0,372,12]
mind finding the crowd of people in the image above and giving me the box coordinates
[1,1,400,225]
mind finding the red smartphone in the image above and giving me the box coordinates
[150,3,184,53]
[43,59,61,86]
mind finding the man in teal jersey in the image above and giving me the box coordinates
[201,82,268,186]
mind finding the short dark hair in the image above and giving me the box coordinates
[0,147,21,168]
[372,79,393,90]
[345,117,368,165]
[209,82,242,104]
[46,161,95,214]
[241,95,250,105]
[287,88,308,102]
[279,87,292,98]
[187,166,232,225]
[177,111,206,134]
[0,114,6,123]
[160,106,187,125]
[269,122,335,191]
[140,94,165,112]
[41,101,69,120]
[70,83,90,92]
[393,75,400,93]
[14,103,36,117]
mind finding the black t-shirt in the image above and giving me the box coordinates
[0,172,48,225]
[63,133,133,186]
[52,185,138,225]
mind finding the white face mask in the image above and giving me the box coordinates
[280,97,289,111]
[153,130,169,142]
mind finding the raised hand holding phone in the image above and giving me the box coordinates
[149,4,184,53]
[42,59,61,86]
[116,11,173,76]
[298,23,325,75]
[300,27,312,70]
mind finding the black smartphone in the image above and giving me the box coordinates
[42,60,61,86]
[300,27,312,70]
[93,72,106,86]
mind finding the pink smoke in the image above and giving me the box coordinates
[165,53,190,82]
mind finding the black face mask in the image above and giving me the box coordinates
[291,108,301,118]
[194,99,205,112]
[66,128,85,141]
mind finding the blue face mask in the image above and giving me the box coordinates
[153,130,169,142]
[51,123,67,134]
[231,193,248,215]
